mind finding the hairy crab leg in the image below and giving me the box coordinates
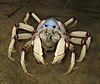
[70,38,87,62]
[62,43,75,75]
[21,40,34,76]
[24,12,41,24]
[32,35,45,64]
[64,18,77,28]
[52,36,66,64]
[70,31,91,49]
[8,34,32,61]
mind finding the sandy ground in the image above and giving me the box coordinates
[0,0,100,84]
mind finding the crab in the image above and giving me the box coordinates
[8,12,91,76]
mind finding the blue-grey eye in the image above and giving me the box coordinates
[45,24,48,27]
[52,25,56,28]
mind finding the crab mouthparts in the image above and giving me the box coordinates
[48,45,53,48]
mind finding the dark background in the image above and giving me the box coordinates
[0,0,100,84]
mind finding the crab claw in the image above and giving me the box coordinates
[8,38,16,61]
[52,37,66,64]
[33,35,45,64]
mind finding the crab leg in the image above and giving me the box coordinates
[8,33,32,61]
[20,40,34,76]
[70,38,82,45]
[11,23,34,39]
[86,36,91,49]
[11,26,16,39]
[8,38,16,61]
[70,31,91,49]
[18,33,32,40]
[70,38,87,62]
[77,44,86,62]
[70,31,88,37]
[33,35,45,64]
[63,43,75,75]
[58,21,66,34]
[24,12,41,24]
[64,18,77,28]
[52,37,66,64]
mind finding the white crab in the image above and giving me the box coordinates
[8,12,91,76]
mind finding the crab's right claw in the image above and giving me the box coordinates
[8,38,16,61]
[33,35,45,64]
[52,37,66,64]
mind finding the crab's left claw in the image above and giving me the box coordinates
[33,35,45,64]
[52,37,66,64]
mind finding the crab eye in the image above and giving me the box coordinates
[45,24,48,27]
[52,25,56,28]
